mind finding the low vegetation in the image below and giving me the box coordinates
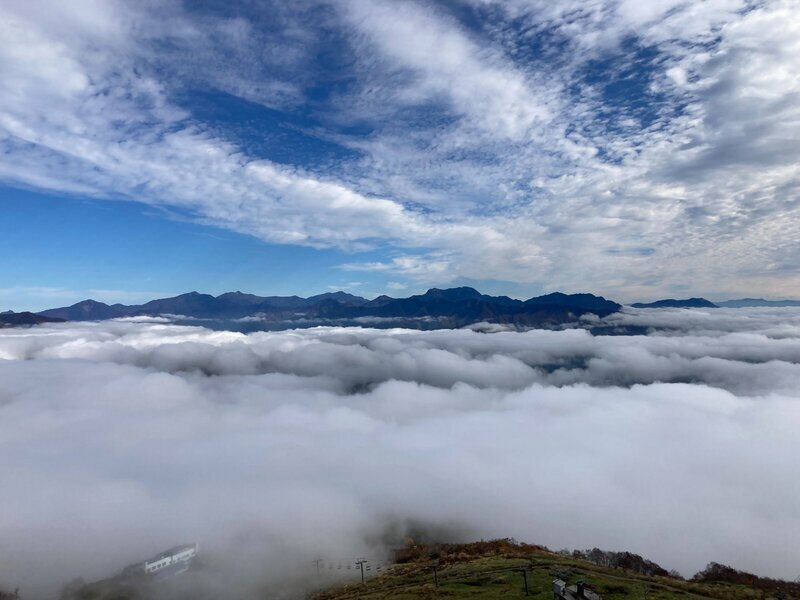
[311,539,793,600]
[28,538,799,600]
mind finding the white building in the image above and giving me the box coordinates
[553,579,601,600]
[143,543,198,575]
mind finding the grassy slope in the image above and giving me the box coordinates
[311,541,766,600]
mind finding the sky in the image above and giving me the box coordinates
[3,307,800,598]
[2,0,800,310]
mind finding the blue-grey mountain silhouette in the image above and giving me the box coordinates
[630,298,717,309]
[716,298,800,308]
[35,287,621,330]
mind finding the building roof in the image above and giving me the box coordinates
[144,543,197,565]
[566,584,602,600]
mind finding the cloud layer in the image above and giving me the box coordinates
[3,310,800,597]
[1,1,800,297]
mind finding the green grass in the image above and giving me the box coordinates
[58,539,781,600]
[310,541,768,600]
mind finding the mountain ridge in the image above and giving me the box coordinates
[716,297,800,308]
[0,311,65,327]
[35,287,621,330]
[630,297,718,309]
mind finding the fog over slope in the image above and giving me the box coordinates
[2,308,800,597]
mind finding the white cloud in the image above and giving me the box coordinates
[2,311,800,596]
[1,0,799,297]
[329,0,800,296]
[339,0,554,140]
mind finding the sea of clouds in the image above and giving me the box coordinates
[2,308,800,598]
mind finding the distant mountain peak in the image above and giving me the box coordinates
[717,298,800,308]
[305,291,368,306]
[422,286,483,300]
[630,298,717,309]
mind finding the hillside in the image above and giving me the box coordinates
[44,538,799,600]
[312,540,790,600]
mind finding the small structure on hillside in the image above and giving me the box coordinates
[144,543,198,575]
[553,579,602,600]
[122,543,198,579]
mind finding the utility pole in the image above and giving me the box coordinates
[313,558,323,577]
[355,559,367,585]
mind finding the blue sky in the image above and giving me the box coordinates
[1,0,799,310]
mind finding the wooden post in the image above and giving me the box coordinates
[356,560,367,584]
[522,570,529,596]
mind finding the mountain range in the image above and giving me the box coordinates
[4,290,799,330]
[31,287,621,330]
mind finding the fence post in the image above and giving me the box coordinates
[356,560,367,584]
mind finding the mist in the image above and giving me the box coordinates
[2,308,800,598]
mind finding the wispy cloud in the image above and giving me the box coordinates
[0,286,76,300]
[0,0,798,297]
